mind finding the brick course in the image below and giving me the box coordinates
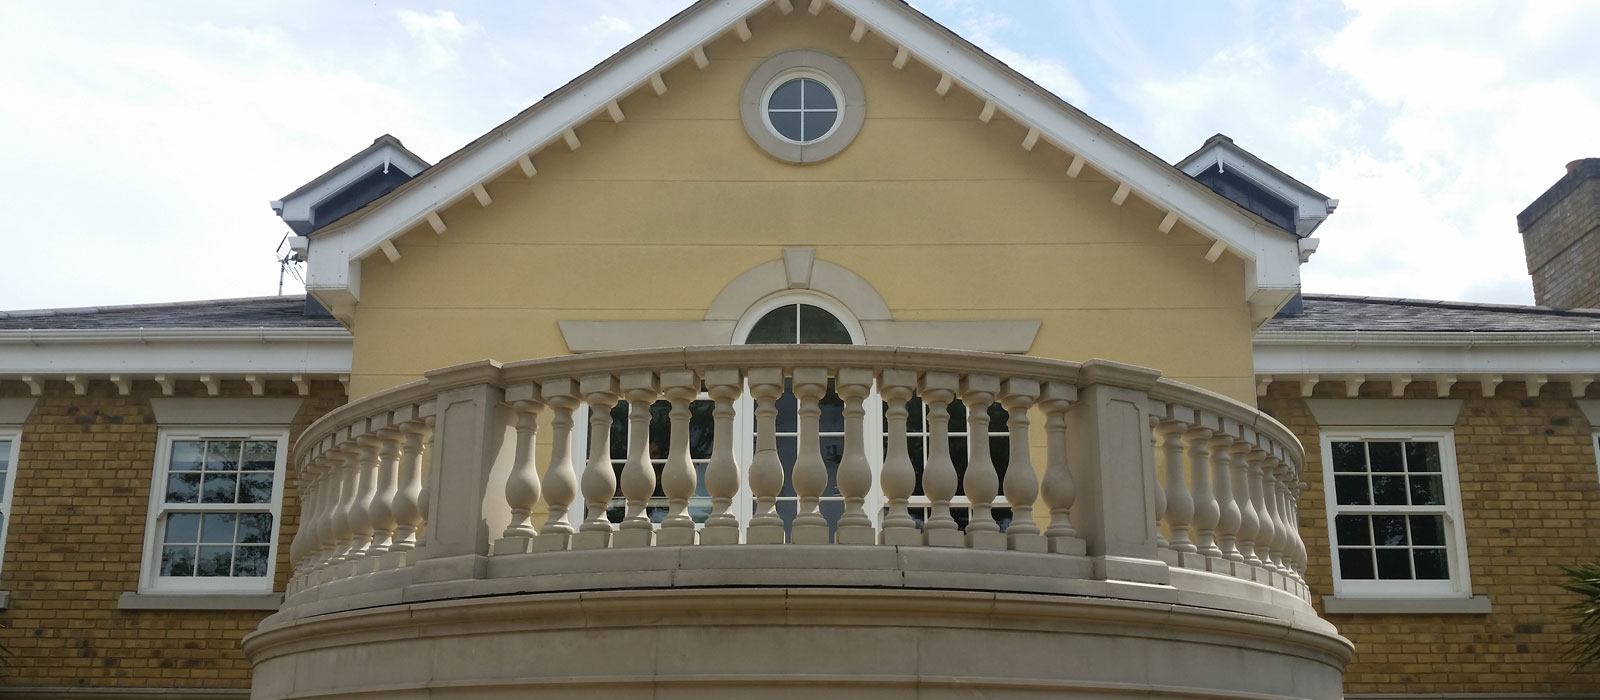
[0,379,343,690]
[1263,380,1600,693]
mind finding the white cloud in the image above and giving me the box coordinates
[397,9,475,68]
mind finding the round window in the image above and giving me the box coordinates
[740,49,865,164]
[764,75,840,144]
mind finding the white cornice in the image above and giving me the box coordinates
[303,0,1303,327]
[0,327,351,345]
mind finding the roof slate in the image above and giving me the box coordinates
[0,296,345,330]
[1263,294,1600,333]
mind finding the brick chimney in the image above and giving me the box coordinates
[1518,158,1600,309]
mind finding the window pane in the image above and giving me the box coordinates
[802,78,836,110]
[164,513,201,543]
[165,473,200,504]
[200,513,238,543]
[239,473,275,504]
[769,79,803,110]
[798,304,851,344]
[746,305,798,344]
[904,396,924,432]
[238,513,274,544]
[688,400,715,460]
[776,379,797,433]
[171,441,205,470]
[202,474,239,504]
[1409,474,1444,506]
[768,111,803,142]
[819,382,844,433]
[1330,442,1366,472]
[1414,549,1449,579]
[1339,548,1375,579]
[1372,514,1409,546]
[161,546,196,576]
[1372,475,1407,505]
[1405,442,1441,472]
[234,546,270,577]
[801,109,838,142]
[1375,549,1412,579]
[242,441,277,471]
[197,546,234,577]
[608,403,629,460]
[820,436,843,496]
[1335,514,1370,545]
[776,436,797,497]
[205,440,242,472]
[1409,514,1446,546]
[1368,442,1404,472]
[1334,476,1369,506]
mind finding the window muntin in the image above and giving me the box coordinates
[764,75,839,144]
[1321,431,1470,597]
[0,433,19,579]
[142,430,286,593]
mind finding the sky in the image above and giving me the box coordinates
[1,0,1597,311]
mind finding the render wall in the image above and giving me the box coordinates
[346,5,1258,402]
[1262,381,1600,693]
[0,381,343,693]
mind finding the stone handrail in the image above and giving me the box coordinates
[283,346,1310,617]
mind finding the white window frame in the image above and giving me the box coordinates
[0,429,21,580]
[1319,428,1472,598]
[1593,429,1600,485]
[761,69,845,146]
[138,427,288,595]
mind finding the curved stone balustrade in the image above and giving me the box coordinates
[250,346,1348,700]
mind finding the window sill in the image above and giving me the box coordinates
[117,591,282,611]
[1321,595,1491,615]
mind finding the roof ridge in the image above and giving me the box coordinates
[0,295,306,320]
[1300,293,1600,318]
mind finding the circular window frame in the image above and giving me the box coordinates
[740,49,865,164]
[760,70,845,146]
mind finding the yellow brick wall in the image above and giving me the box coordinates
[0,380,343,690]
[1262,380,1600,693]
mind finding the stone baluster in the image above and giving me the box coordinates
[961,374,1005,550]
[701,369,743,545]
[919,372,962,547]
[1156,418,1195,556]
[574,374,621,550]
[1184,419,1221,559]
[835,368,876,545]
[347,433,381,560]
[328,441,360,564]
[414,413,435,549]
[1148,413,1168,552]
[1231,437,1261,570]
[368,425,402,556]
[535,380,580,551]
[1001,379,1044,552]
[657,371,701,546]
[318,444,348,567]
[1259,450,1285,573]
[790,367,831,544]
[746,368,786,544]
[878,369,920,546]
[390,415,430,553]
[1287,471,1307,581]
[1278,456,1301,579]
[1244,447,1272,571]
[615,372,660,549]
[1208,427,1243,565]
[495,388,543,554]
[1037,382,1083,555]
[289,458,321,580]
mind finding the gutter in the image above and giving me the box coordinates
[0,327,353,345]
[1254,330,1600,347]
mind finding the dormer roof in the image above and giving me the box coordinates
[271,135,430,236]
[1177,134,1338,237]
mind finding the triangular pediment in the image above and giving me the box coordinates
[301,0,1303,326]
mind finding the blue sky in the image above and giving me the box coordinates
[2,0,1597,310]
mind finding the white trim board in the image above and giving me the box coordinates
[149,398,304,425]
[0,398,37,424]
[1254,332,1600,377]
[0,336,351,376]
[301,0,1303,325]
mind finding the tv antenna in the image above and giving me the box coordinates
[274,233,305,295]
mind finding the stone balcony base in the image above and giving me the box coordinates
[246,580,1349,700]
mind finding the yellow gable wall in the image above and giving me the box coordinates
[347,5,1258,402]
